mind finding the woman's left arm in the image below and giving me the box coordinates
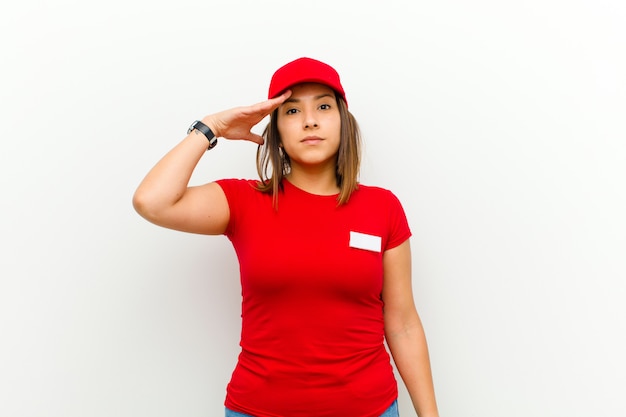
[382,239,440,417]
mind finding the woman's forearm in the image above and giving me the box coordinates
[386,319,439,417]
[132,128,212,219]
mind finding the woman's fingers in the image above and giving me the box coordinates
[246,132,265,145]
[244,90,292,121]
[202,91,291,144]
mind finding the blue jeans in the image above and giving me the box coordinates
[225,399,399,416]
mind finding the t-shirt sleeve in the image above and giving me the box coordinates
[215,178,258,238]
[384,190,412,251]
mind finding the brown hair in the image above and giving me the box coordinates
[256,95,361,207]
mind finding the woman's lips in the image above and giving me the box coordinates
[301,136,323,144]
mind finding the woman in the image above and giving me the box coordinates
[133,57,439,417]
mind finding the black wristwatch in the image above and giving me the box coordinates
[188,120,218,150]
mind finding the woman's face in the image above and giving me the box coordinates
[276,83,341,173]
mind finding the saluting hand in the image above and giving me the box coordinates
[201,90,291,145]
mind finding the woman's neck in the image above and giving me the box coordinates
[286,165,339,196]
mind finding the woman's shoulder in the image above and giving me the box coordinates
[354,183,398,199]
[351,182,407,210]
[215,178,267,200]
[216,178,263,190]
[216,178,259,185]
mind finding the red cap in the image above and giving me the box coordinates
[268,57,347,106]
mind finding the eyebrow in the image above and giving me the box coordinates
[283,93,334,104]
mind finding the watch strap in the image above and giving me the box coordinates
[188,120,218,150]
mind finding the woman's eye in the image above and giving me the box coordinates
[286,108,298,115]
[319,104,331,110]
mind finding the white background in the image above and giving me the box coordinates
[1,1,625,416]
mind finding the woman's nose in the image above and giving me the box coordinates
[303,110,318,129]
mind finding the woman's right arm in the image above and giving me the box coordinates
[132,91,290,235]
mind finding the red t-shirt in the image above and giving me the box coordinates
[216,178,412,417]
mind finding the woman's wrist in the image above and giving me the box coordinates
[200,115,220,138]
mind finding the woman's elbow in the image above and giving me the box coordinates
[132,189,159,221]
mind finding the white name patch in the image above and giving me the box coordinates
[349,231,382,253]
